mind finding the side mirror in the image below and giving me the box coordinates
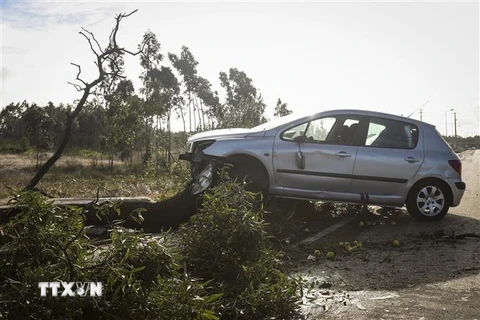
[293,135,307,143]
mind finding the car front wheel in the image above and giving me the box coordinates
[406,180,450,221]
[226,156,268,194]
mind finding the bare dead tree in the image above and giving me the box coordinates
[25,10,147,191]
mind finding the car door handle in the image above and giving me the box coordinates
[404,157,420,163]
[335,151,351,158]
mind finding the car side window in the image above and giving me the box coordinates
[305,117,336,142]
[365,117,419,149]
[281,116,362,145]
[281,122,308,140]
[281,117,337,142]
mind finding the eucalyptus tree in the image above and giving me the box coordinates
[274,98,292,117]
[174,95,187,133]
[139,30,164,166]
[218,68,266,128]
[44,102,68,148]
[103,79,143,167]
[195,76,220,129]
[0,101,28,143]
[168,46,199,131]
[143,67,167,169]
[154,66,181,163]
[21,103,54,167]
[25,10,147,191]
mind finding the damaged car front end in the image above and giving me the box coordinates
[179,140,221,195]
[179,127,275,195]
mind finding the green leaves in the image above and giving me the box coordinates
[274,98,293,118]
[0,183,301,319]
[218,68,267,129]
[0,191,210,319]
[139,30,164,71]
[180,178,302,319]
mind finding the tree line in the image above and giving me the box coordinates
[0,29,293,170]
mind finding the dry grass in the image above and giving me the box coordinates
[0,152,189,204]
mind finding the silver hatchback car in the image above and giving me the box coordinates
[180,109,465,221]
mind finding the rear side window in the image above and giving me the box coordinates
[365,117,419,149]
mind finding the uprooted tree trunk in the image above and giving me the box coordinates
[25,10,146,191]
[0,188,200,232]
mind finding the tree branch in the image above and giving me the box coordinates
[70,63,87,86]
[67,82,83,92]
[79,31,98,56]
[56,240,75,281]
[81,27,103,54]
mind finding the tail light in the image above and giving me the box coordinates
[448,160,462,175]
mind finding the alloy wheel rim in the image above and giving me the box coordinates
[416,186,445,216]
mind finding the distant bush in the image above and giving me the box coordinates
[73,149,104,160]
[0,137,29,153]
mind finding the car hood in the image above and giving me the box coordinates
[188,128,260,143]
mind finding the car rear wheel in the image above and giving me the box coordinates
[406,180,450,221]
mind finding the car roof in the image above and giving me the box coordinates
[305,109,434,128]
[254,109,436,133]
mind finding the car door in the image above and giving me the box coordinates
[352,116,424,196]
[273,115,363,193]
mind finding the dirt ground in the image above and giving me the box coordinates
[289,149,480,319]
[0,153,186,203]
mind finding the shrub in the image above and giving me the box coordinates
[0,191,216,319]
[180,179,302,319]
[169,161,191,183]
[0,179,302,320]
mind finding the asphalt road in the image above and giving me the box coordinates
[296,149,480,319]
[450,149,480,220]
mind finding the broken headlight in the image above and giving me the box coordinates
[191,163,214,195]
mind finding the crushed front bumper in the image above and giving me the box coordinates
[179,151,221,195]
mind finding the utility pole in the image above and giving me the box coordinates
[453,111,458,138]
[445,108,454,136]
[419,109,423,121]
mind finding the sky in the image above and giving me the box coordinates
[1,0,479,136]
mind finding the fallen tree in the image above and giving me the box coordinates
[0,186,200,232]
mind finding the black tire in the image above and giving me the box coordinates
[227,157,268,193]
[406,179,450,221]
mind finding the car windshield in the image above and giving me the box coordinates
[252,112,310,131]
